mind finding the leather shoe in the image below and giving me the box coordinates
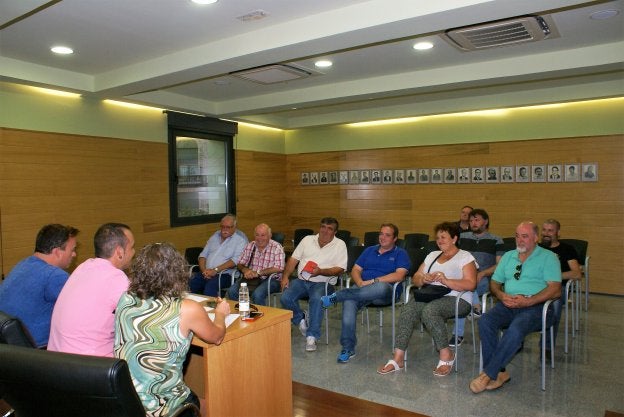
[469,372,491,394]
[486,371,510,391]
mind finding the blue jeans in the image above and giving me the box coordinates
[227,278,281,306]
[336,282,395,352]
[455,276,490,337]
[280,279,334,340]
[480,301,552,379]
[188,271,232,296]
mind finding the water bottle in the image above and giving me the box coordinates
[239,282,250,319]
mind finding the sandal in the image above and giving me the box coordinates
[377,359,404,375]
[433,355,455,376]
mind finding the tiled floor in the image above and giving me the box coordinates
[290,294,624,417]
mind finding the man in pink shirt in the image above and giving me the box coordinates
[48,223,135,357]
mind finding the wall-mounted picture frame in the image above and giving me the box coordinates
[531,165,546,182]
[516,165,529,182]
[444,168,456,183]
[486,166,499,183]
[328,171,338,184]
[371,170,382,184]
[547,164,562,182]
[582,163,598,182]
[319,171,329,184]
[418,168,430,184]
[360,170,371,184]
[406,169,417,184]
[394,169,405,184]
[431,168,443,183]
[338,170,348,184]
[458,167,470,183]
[301,172,310,185]
[500,166,514,183]
[349,170,360,184]
[564,164,580,182]
[471,167,484,183]
[382,170,393,184]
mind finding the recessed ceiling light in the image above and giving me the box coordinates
[191,0,218,5]
[413,42,434,51]
[315,60,333,68]
[589,9,619,20]
[51,46,73,55]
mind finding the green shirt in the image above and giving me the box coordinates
[492,245,561,296]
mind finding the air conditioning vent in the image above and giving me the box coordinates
[230,64,312,84]
[443,15,558,51]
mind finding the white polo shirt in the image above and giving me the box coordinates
[292,234,348,285]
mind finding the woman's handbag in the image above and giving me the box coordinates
[412,252,451,302]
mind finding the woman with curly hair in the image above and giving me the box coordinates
[115,242,230,417]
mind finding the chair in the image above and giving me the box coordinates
[293,228,314,248]
[402,233,429,250]
[363,231,379,247]
[424,240,438,255]
[348,236,360,247]
[340,245,366,289]
[272,232,285,246]
[478,294,556,391]
[335,229,351,245]
[185,246,240,296]
[559,238,589,312]
[501,237,516,252]
[0,310,37,348]
[0,344,200,417]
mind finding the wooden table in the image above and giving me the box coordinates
[184,300,293,417]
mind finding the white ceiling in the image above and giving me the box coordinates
[1,0,623,129]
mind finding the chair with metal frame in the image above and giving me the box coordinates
[402,233,430,250]
[292,228,314,249]
[184,246,240,297]
[559,238,589,313]
[363,231,379,247]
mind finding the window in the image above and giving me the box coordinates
[167,112,237,227]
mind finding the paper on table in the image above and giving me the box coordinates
[204,308,239,328]
[184,293,208,303]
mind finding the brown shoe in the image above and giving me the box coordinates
[486,371,511,391]
[469,372,491,394]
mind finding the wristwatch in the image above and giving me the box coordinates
[213,266,219,272]
[373,278,379,284]
[257,269,262,276]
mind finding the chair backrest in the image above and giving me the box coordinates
[346,245,366,273]
[363,231,379,247]
[272,232,285,246]
[0,310,36,348]
[406,246,428,277]
[0,344,146,417]
[335,229,351,244]
[559,239,588,266]
[424,240,439,255]
[293,228,314,248]
[184,246,203,273]
[501,237,516,253]
[348,236,360,246]
[403,233,429,250]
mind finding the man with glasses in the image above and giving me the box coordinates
[189,214,248,296]
[280,217,347,352]
[470,221,560,393]
[320,224,410,363]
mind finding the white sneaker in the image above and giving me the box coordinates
[305,336,317,352]
[298,311,309,337]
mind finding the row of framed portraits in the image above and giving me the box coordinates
[301,163,598,185]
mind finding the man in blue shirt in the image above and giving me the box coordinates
[470,221,561,394]
[189,214,247,296]
[321,224,410,363]
[0,224,79,347]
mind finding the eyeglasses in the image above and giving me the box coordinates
[514,264,522,280]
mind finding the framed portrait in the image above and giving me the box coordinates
[309,171,319,184]
[471,167,484,183]
[564,164,580,182]
[370,170,382,184]
[382,170,393,184]
[405,169,417,184]
[581,163,598,182]
[444,168,456,183]
[319,171,329,184]
[349,170,360,184]
[338,170,348,184]
[418,168,430,184]
[328,171,338,184]
[394,169,405,184]
[531,165,546,182]
[301,172,310,185]
[547,164,562,182]
[431,168,443,183]
[360,170,371,184]
[500,166,514,183]
[485,166,499,183]
[457,167,470,183]
[516,165,530,183]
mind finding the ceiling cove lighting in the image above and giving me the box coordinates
[413,41,434,50]
[51,46,73,55]
[191,0,218,5]
[233,121,283,132]
[103,100,163,111]
[29,86,80,98]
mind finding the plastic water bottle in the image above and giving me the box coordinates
[239,282,250,319]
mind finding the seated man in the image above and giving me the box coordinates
[470,221,561,393]
[280,217,347,352]
[540,219,582,352]
[320,223,410,363]
[0,224,79,347]
[189,214,247,296]
[48,223,135,357]
[228,223,285,306]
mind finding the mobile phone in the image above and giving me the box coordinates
[242,311,264,321]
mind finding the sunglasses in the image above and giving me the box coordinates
[514,264,522,280]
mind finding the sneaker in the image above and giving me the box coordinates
[448,335,464,347]
[320,294,337,309]
[298,311,309,337]
[337,349,356,363]
[305,336,317,352]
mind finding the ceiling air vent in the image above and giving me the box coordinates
[230,64,312,84]
[444,15,557,51]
